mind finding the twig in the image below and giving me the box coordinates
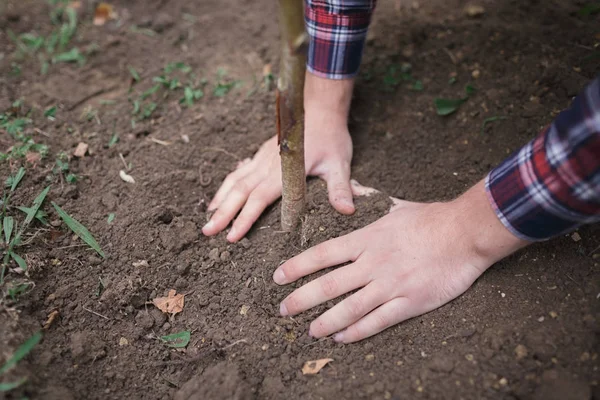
[119,153,129,170]
[83,306,110,320]
[68,87,116,111]
[54,243,89,250]
[564,273,581,287]
[443,47,458,65]
[221,339,248,350]
[33,128,50,137]
[302,337,330,348]
[203,147,240,161]
[587,243,600,256]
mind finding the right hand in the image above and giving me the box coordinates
[202,72,356,242]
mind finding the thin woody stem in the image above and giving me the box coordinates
[277,0,307,231]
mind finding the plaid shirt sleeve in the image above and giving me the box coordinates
[305,0,376,79]
[486,76,600,241]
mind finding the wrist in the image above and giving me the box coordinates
[450,180,530,272]
[304,71,354,127]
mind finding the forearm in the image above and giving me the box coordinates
[452,180,529,271]
[304,72,354,126]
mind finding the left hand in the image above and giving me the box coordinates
[272,180,527,343]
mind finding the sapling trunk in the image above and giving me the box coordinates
[277,0,307,231]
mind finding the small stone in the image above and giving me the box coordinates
[515,344,528,360]
[471,69,481,79]
[240,305,250,315]
[50,219,62,227]
[220,251,231,262]
[162,322,171,331]
[501,292,506,298]
[119,337,129,346]
[571,232,581,242]
[365,354,375,361]
[152,13,174,32]
[464,4,485,17]
[580,352,590,362]
[499,377,508,386]
[240,238,251,249]
[209,248,220,261]
[538,316,545,322]
[132,260,149,268]
[262,344,269,351]
[549,311,558,319]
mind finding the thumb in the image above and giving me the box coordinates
[323,161,355,215]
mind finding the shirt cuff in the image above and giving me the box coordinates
[485,76,600,241]
[305,0,376,80]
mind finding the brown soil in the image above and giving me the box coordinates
[1,0,599,399]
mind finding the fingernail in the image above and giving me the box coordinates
[202,219,214,232]
[273,268,286,285]
[226,227,237,241]
[333,332,345,343]
[279,302,288,316]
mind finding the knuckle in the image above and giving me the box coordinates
[346,295,365,319]
[313,244,330,262]
[284,293,302,314]
[373,311,389,331]
[232,180,251,197]
[320,274,339,298]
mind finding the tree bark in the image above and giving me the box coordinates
[277,0,307,231]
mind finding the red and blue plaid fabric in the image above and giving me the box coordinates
[486,76,600,241]
[305,0,376,79]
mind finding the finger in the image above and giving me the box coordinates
[308,281,389,338]
[333,297,414,343]
[279,261,368,317]
[207,162,254,211]
[202,177,261,236]
[350,179,379,197]
[273,233,362,285]
[324,162,355,215]
[227,180,281,242]
[236,157,252,169]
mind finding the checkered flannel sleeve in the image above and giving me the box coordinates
[486,76,600,241]
[305,0,376,79]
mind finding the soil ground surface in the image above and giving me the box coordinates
[0,0,599,399]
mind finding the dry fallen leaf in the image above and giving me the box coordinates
[43,310,60,330]
[240,305,250,315]
[94,2,117,26]
[73,142,89,158]
[153,289,185,315]
[119,170,135,184]
[25,152,41,165]
[302,358,334,375]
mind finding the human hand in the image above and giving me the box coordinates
[203,73,356,242]
[273,180,528,343]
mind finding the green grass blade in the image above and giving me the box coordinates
[10,252,27,271]
[3,216,14,244]
[0,332,42,376]
[6,167,26,192]
[24,187,50,226]
[0,378,27,392]
[51,202,105,258]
